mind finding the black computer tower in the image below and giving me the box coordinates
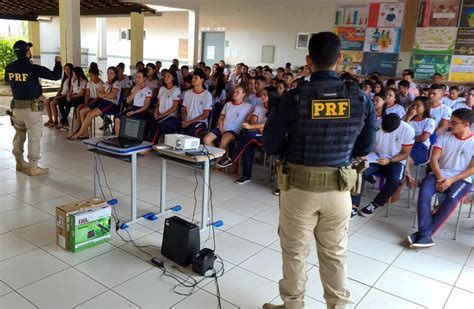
[161,216,200,266]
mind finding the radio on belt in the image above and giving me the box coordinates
[164,134,200,151]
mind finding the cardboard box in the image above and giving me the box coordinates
[56,198,107,250]
[69,206,111,252]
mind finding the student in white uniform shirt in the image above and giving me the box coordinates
[146,70,181,144]
[245,77,263,107]
[408,108,474,248]
[209,74,227,129]
[181,68,213,136]
[441,86,466,109]
[352,113,415,217]
[384,88,406,119]
[116,63,132,99]
[398,80,416,108]
[203,85,253,150]
[373,94,384,128]
[428,84,452,144]
[57,66,88,130]
[45,63,73,128]
[145,63,160,104]
[451,88,474,111]
[74,68,103,132]
[114,69,152,136]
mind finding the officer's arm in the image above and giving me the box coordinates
[34,61,62,81]
[352,95,377,157]
[263,93,290,154]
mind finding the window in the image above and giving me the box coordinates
[296,32,316,49]
[119,29,147,41]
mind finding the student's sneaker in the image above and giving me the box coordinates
[359,202,378,217]
[235,176,251,185]
[217,157,233,168]
[407,232,418,245]
[410,236,435,248]
[27,166,49,176]
[351,208,358,219]
[273,189,280,196]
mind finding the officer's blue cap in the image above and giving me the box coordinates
[13,40,33,57]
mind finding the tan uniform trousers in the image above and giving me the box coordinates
[279,187,352,309]
[12,108,43,168]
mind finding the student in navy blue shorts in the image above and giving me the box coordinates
[69,66,122,140]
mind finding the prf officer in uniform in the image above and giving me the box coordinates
[5,41,62,176]
[263,32,376,309]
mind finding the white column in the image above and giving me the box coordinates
[59,0,81,65]
[188,9,199,67]
[96,17,108,75]
[130,12,144,75]
[27,21,41,65]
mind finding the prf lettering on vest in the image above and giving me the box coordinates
[8,73,28,82]
[312,99,351,119]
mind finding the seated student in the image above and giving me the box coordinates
[116,63,132,98]
[386,78,397,91]
[452,88,473,111]
[69,66,121,140]
[75,68,103,131]
[429,84,452,143]
[208,73,227,129]
[373,80,385,97]
[432,73,443,85]
[373,93,385,128]
[408,108,474,248]
[114,69,151,136]
[398,80,416,108]
[145,63,160,103]
[420,87,429,97]
[441,86,466,109]
[180,74,193,101]
[283,72,294,89]
[352,113,415,217]
[361,80,373,97]
[203,85,253,150]
[402,70,419,97]
[276,80,287,96]
[385,88,406,119]
[181,69,213,136]
[147,70,181,143]
[45,63,73,128]
[216,88,269,184]
[245,77,262,107]
[58,66,88,130]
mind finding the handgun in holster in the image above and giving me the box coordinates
[351,159,369,195]
[6,110,14,127]
[276,160,289,191]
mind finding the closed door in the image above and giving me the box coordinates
[201,32,225,63]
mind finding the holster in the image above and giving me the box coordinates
[11,98,44,112]
[351,159,369,195]
[276,161,289,191]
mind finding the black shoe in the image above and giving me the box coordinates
[351,208,358,219]
[235,176,251,184]
[367,175,377,184]
[273,189,280,196]
[217,157,233,168]
[359,202,378,217]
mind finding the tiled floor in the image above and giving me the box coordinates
[0,114,473,309]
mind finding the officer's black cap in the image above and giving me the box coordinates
[13,40,33,57]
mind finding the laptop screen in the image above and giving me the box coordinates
[120,116,145,141]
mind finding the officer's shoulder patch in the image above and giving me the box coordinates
[312,99,350,119]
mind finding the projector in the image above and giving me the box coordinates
[164,134,200,151]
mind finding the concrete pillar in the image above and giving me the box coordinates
[130,12,144,75]
[59,0,81,65]
[188,10,199,67]
[27,21,41,65]
[96,17,108,75]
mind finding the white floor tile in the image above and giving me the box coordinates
[357,220,416,245]
[0,292,36,309]
[466,249,474,268]
[18,268,107,308]
[12,185,68,204]
[108,223,154,247]
[0,248,68,289]
[42,242,116,266]
[171,288,238,309]
[444,288,474,309]
[136,185,181,206]
[240,248,285,282]
[348,233,404,264]
[47,176,94,195]
[419,237,473,265]
[33,195,80,216]
[0,206,52,231]
[455,266,474,293]
[110,178,155,196]
[76,290,139,309]
[213,231,264,265]
[211,207,249,231]
[374,266,452,308]
[75,248,152,288]
[434,223,474,248]
[0,195,30,214]
[0,232,35,261]
[1,177,44,195]
[14,219,56,247]
[227,219,278,246]
[0,281,12,297]
[119,232,164,262]
[253,205,280,227]
[202,266,278,308]
[217,196,271,218]
[244,188,280,206]
[347,252,389,286]
[0,170,21,182]
[393,250,464,285]
[357,288,424,309]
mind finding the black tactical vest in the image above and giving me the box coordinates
[287,79,365,167]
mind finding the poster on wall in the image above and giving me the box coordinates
[337,51,364,75]
[417,0,461,27]
[454,28,474,55]
[410,54,452,80]
[449,55,474,81]
[413,27,457,54]
[363,28,402,53]
[334,27,366,51]
[459,0,474,27]
[361,52,399,76]
[368,2,405,28]
[334,4,369,27]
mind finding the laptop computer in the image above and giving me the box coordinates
[102,116,145,148]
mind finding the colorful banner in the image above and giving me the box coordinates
[454,27,474,55]
[368,2,405,28]
[334,4,369,27]
[449,55,474,81]
[364,28,402,53]
[410,54,452,80]
[362,52,399,76]
[334,27,366,51]
[459,0,474,27]
[413,27,458,54]
[337,51,364,75]
[417,0,461,27]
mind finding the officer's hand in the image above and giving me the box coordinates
[55,56,62,62]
